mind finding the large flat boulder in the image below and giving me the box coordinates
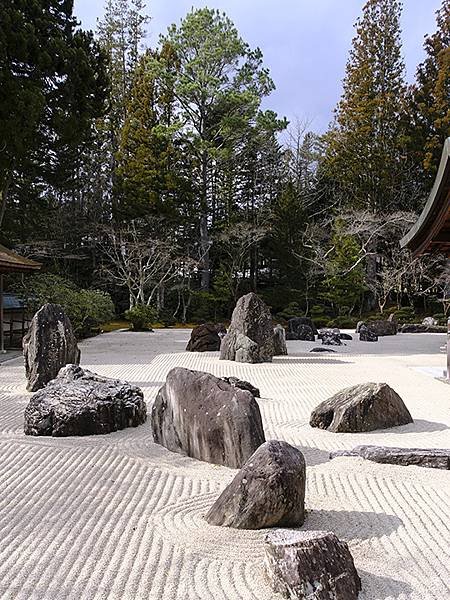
[151,367,265,468]
[400,323,446,333]
[264,529,361,599]
[186,323,221,352]
[288,317,318,337]
[367,319,397,336]
[331,445,450,469]
[23,303,81,392]
[24,365,146,436]
[310,382,413,433]
[220,293,274,363]
[205,440,305,529]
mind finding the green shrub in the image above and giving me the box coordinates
[393,306,416,324]
[276,302,302,321]
[14,273,115,337]
[310,305,330,328]
[327,316,359,329]
[432,313,447,325]
[124,305,157,331]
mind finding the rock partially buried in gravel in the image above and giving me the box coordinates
[310,382,413,433]
[24,364,146,436]
[221,376,260,398]
[400,323,446,333]
[220,293,274,363]
[366,319,397,336]
[186,323,221,352]
[152,367,265,468]
[264,529,361,600]
[340,333,353,341]
[23,303,81,392]
[310,347,336,353]
[330,445,450,469]
[205,440,305,529]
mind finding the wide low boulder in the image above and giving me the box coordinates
[220,293,274,363]
[272,324,288,355]
[151,367,265,468]
[264,529,361,600]
[286,324,315,341]
[400,323,447,333]
[23,303,81,392]
[366,320,397,336]
[24,364,146,436]
[288,317,318,338]
[186,323,221,352]
[205,440,305,529]
[310,382,413,433]
[331,445,450,470]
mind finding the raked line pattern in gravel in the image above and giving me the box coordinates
[0,329,449,599]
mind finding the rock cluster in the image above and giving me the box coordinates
[331,445,450,470]
[205,440,305,529]
[186,323,221,352]
[264,529,361,600]
[23,303,81,392]
[319,328,342,346]
[24,364,146,436]
[286,317,317,340]
[310,382,413,433]
[151,367,265,468]
[220,293,274,363]
[359,324,378,342]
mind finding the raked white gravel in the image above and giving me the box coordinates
[0,329,449,599]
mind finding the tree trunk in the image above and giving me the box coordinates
[0,172,12,230]
[199,212,210,290]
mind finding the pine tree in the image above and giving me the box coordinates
[323,0,410,212]
[407,0,450,185]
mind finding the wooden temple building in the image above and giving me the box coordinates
[0,244,41,353]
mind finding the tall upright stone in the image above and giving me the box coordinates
[220,293,274,363]
[23,303,81,392]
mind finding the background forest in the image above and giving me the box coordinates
[1,0,449,334]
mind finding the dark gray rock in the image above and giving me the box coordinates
[288,317,318,337]
[310,382,413,433]
[310,347,337,353]
[205,440,305,529]
[186,323,221,352]
[220,293,274,363]
[320,329,342,346]
[330,445,450,470]
[221,376,260,398]
[355,320,365,333]
[273,324,288,355]
[339,333,353,341]
[359,325,378,342]
[24,364,146,436]
[23,303,81,392]
[265,529,361,600]
[366,320,397,336]
[152,367,265,468]
[400,323,446,333]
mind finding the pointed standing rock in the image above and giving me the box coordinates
[220,293,274,363]
[205,440,306,529]
[23,303,81,392]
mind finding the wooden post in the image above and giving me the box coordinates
[0,274,5,353]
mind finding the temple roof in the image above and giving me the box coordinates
[400,138,450,257]
[0,244,42,274]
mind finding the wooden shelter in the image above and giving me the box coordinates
[400,137,450,257]
[0,244,41,353]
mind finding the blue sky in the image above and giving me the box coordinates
[73,0,442,132]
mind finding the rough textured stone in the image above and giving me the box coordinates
[221,376,260,398]
[291,324,315,341]
[273,324,288,355]
[264,529,361,600]
[366,320,397,336]
[310,382,413,433]
[220,293,274,363]
[205,440,305,529]
[23,303,81,392]
[320,329,342,346]
[422,316,438,326]
[400,323,446,333]
[330,445,450,470]
[24,364,146,436]
[359,324,378,342]
[186,323,221,352]
[288,317,318,337]
[152,367,265,468]
[310,347,336,353]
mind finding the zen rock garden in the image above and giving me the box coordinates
[14,291,448,600]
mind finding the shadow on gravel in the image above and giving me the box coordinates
[358,570,413,599]
[273,357,353,365]
[303,509,403,541]
[364,419,449,434]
